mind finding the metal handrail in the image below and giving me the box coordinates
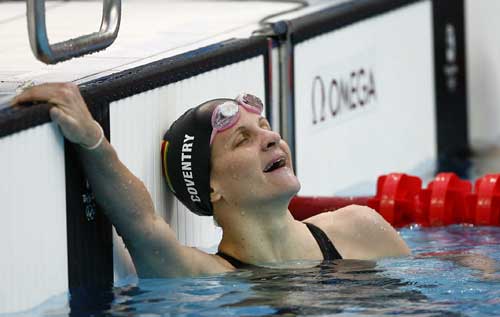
[26,0,121,64]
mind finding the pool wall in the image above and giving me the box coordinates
[0,0,493,314]
[465,0,500,148]
[0,124,68,314]
[291,0,439,195]
[0,37,272,313]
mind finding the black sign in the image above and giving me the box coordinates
[311,68,376,125]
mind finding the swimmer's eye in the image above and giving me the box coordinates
[234,133,249,147]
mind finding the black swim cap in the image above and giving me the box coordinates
[161,100,227,216]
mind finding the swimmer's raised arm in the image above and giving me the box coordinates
[13,83,231,277]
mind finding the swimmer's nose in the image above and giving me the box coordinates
[261,130,281,151]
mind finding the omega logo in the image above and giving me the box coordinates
[311,68,377,125]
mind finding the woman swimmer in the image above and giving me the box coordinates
[12,83,410,277]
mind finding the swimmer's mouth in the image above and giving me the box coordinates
[263,157,286,173]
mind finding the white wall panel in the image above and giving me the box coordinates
[110,57,265,281]
[0,123,68,314]
[294,1,436,195]
[466,0,500,146]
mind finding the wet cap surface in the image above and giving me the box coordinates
[161,101,225,216]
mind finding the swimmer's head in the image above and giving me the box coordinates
[161,94,273,216]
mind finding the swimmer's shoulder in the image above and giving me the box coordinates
[303,205,411,259]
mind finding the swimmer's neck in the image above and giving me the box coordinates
[217,203,315,264]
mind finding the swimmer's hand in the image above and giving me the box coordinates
[12,83,102,148]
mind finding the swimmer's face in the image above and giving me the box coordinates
[210,104,300,211]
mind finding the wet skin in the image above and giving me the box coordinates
[209,107,300,217]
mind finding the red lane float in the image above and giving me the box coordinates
[367,173,421,228]
[474,174,500,226]
[426,173,472,226]
[289,173,500,227]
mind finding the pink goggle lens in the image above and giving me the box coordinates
[209,93,264,145]
[236,93,263,114]
[210,101,240,144]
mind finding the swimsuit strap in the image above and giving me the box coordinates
[304,222,342,261]
[216,251,253,269]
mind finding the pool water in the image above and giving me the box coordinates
[7,146,500,317]
[9,225,499,317]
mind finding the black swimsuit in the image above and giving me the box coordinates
[216,223,342,268]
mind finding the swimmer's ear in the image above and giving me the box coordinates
[210,187,222,203]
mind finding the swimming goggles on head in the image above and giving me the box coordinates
[209,93,264,145]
